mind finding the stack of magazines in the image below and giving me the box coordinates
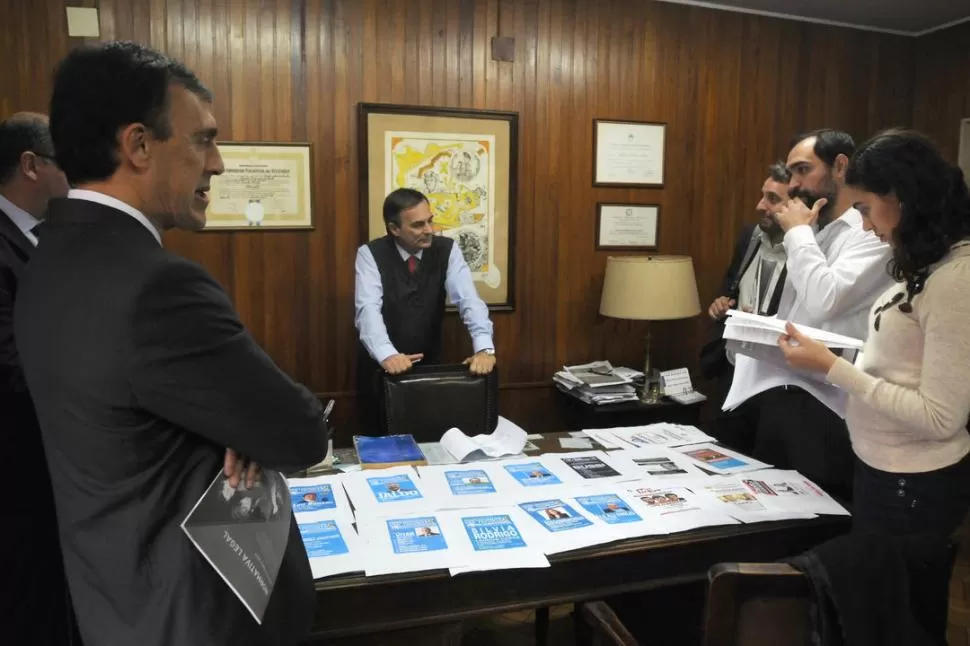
[553,361,640,405]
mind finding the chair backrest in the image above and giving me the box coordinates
[380,363,499,442]
[703,563,813,646]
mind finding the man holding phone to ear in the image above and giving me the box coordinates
[354,188,496,426]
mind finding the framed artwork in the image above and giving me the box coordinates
[359,103,518,311]
[203,142,313,230]
[959,118,970,184]
[592,119,666,188]
[595,203,659,250]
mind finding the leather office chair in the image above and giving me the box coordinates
[577,562,812,646]
[380,363,499,443]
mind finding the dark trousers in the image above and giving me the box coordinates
[709,386,855,501]
[852,453,970,644]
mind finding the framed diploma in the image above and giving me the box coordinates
[596,203,659,250]
[203,142,313,230]
[592,120,666,187]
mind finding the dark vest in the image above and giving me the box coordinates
[360,235,453,366]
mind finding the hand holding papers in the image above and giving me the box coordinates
[440,416,528,462]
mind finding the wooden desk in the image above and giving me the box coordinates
[306,432,850,644]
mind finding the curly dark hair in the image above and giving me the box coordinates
[845,128,970,307]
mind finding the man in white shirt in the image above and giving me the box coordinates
[717,130,892,500]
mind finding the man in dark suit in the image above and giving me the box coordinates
[15,42,328,646]
[0,112,74,645]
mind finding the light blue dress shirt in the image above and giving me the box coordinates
[0,193,40,246]
[355,240,495,363]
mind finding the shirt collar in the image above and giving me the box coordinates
[0,193,40,243]
[395,241,423,261]
[68,189,162,246]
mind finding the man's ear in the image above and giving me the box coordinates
[386,221,400,237]
[832,153,849,180]
[18,151,40,182]
[118,123,152,172]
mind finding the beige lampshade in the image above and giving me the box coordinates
[599,255,702,320]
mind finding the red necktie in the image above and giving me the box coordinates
[407,255,417,274]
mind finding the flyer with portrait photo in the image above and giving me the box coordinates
[296,511,365,579]
[569,491,667,540]
[342,466,437,517]
[440,507,551,575]
[286,474,353,521]
[675,443,771,475]
[517,497,620,554]
[417,464,515,510]
[357,512,472,576]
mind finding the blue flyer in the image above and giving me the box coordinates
[367,474,424,503]
[520,499,593,532]
[298,519,350,558]
[445,469,497,496]
[290,484,338,513]
[462,514,527,551]
[575,494,642,524]
[504,462,563,487]
[387,517,448,554]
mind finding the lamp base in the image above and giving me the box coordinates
[639,375,661,404]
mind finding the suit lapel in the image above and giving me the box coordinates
[0,208,34,259]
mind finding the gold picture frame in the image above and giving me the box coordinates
[358,103,518,311]
[203,141,314,231]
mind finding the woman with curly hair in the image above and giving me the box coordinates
[778,128,970,539]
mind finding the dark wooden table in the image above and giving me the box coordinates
[555,386,705,430]
[306,432,850,645]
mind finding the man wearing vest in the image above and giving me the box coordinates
[354,188,496,430]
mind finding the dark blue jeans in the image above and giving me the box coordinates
[852,453,970,644]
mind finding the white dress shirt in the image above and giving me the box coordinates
[355,240,494,363]
[68,189,162,246]
[723,207,893,417]
[0,193,40,246]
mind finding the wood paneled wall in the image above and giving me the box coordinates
[913,21,970,163]
[1,0,926,436]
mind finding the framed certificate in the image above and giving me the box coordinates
[593,120,666,187]
[596,203,659,250]
[203,142,313,230]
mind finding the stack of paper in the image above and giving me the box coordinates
[585,424,715,450]
[288,474,363,579]
[439,416,528,462]
[553,360,639,405]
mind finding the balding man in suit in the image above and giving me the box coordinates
[0,112,74,645]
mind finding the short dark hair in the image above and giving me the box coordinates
[382,188,429,228]
[790,129,855,167]
[846,128,970,305]
[49,41,213,185]
[0,113,54,184]
[767,161,791,184]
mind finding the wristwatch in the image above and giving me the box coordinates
[481,348,495,356]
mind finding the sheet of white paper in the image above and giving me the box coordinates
[738,470,850,516]
[527,433,544,440]
[659,368,693,396]
[675,443,772,475]
[357,511,473,576]
[606,424,716,449]
[619,482,740,534]
[416,464,518,510]
[545,450,639,487]
[516,495,621,554]
[481,457,580,502]
[418,442,460,465]
[724,310,864,349]
[568,431,589,438]
[584,429,623,449]
[286,474,354,522]
[439,415,528,462]
[439,507,551,575]
[341,466,437,518]
[566,489,669,540]
[559,437,594,450]
[686,478,817,523]
[296,512,366,579]
[606,447,711,483]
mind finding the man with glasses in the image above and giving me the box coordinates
[0,112,73,645]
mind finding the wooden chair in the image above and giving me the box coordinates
[578,562,813,646]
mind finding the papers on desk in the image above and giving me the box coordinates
[618,483,741,534]
[688,478,817,523]
[517,497,620,554]
[585,424,716,450]
[341,466,437,517]
[443,507,551,575]
[675,443,772,475]
[297,513,365,579]
[569,490,667,540]
[738,470,850,517]
[286,475,353,522]
[417,464,516,509]
[544,450,637,487]
[605,447,710,483]
[439,416,528,462]
[357,512,473,576]
[553,361,639,405]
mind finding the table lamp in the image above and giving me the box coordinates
[599,255,702,403]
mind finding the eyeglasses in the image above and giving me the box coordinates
[873,291,914,332]
[30,151,58,164]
